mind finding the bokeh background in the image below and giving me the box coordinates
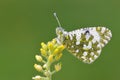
[0,0,120,80]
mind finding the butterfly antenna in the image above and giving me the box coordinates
[53,12,62,27]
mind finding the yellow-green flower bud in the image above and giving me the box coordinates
[53,48,59,56]
[35,55,42,62]
[40,48,46,56]
[51,39,56,44]
[54,63,61,72]
[48,42,54,51]
[44,71,50,77]
[41,42,47,50]
[55,53,63,61]
[57,45,65,52]
[32,75,41,80]
[43,64,47,69]
[34,64,43,72]
[48,55,54,62]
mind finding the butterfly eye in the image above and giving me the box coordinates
[56,27,64,35]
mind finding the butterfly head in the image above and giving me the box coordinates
[56,27,64,35]
[56,27,68,44]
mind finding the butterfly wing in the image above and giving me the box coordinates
[56,27,112,64]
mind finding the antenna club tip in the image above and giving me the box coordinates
[53,12,57,16]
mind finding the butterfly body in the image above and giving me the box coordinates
[56,26,112,64]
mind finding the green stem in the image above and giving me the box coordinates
[46,61,52,80]
[51,70,56,75]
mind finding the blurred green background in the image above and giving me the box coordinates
[0,0,119,80]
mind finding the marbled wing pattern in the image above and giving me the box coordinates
[56,27,112,64]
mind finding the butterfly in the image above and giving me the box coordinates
[56,26,112,64]
[54,13,112,64]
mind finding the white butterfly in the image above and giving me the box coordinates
[54,13,112,64]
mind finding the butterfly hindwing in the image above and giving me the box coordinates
[56,27,112,64]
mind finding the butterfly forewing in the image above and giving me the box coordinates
[56,27,112,64]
